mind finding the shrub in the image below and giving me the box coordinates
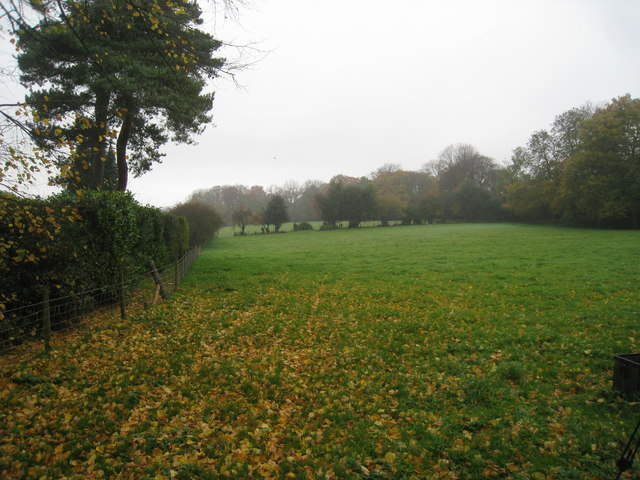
[169,201,223,247]
[163,214,189,261]
[293,222,314,231]
[319,223,340,231]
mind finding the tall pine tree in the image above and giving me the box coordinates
[17,0,224,190]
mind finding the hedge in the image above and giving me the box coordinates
[0,190,189,325]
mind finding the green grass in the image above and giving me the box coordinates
[1,223,639,479]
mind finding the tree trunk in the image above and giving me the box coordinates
[93,89,110,189]
[116,102,134,192]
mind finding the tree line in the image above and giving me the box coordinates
[505,95,639,228]
[187,94,640,231]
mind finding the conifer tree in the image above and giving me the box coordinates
[264,195,289,233]
[17,0,224,190]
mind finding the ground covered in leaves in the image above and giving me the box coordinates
[1,224,639,479]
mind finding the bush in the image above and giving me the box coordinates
[293,222,314,231]
[163,214,189,261]
[319,223,340,231]
[169,201,223,247]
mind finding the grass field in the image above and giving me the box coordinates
[1,223,639,479]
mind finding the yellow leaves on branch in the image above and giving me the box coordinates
[1,104,82,194]
[0,196,80,283]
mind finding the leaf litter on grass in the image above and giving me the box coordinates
[1,224,639,479]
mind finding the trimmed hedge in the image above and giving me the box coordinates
[1,191,189,316]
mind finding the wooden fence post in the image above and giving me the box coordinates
[148,260,169,300]
[42,286,51,353]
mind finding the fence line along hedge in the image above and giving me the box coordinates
[0,247,201,353]
[1,190,189,324]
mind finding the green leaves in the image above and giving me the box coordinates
[16,0,225,191]
[506,95,640,228]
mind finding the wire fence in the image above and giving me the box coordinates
[0,247,201,354]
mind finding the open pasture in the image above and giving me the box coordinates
[1,224,639,479]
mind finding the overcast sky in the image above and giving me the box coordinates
[7,0,640,208]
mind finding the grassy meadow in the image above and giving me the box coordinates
[1,223,640,479]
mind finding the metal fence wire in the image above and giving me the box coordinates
[0,247,201,353]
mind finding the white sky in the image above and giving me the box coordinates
[5,0,640,208]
